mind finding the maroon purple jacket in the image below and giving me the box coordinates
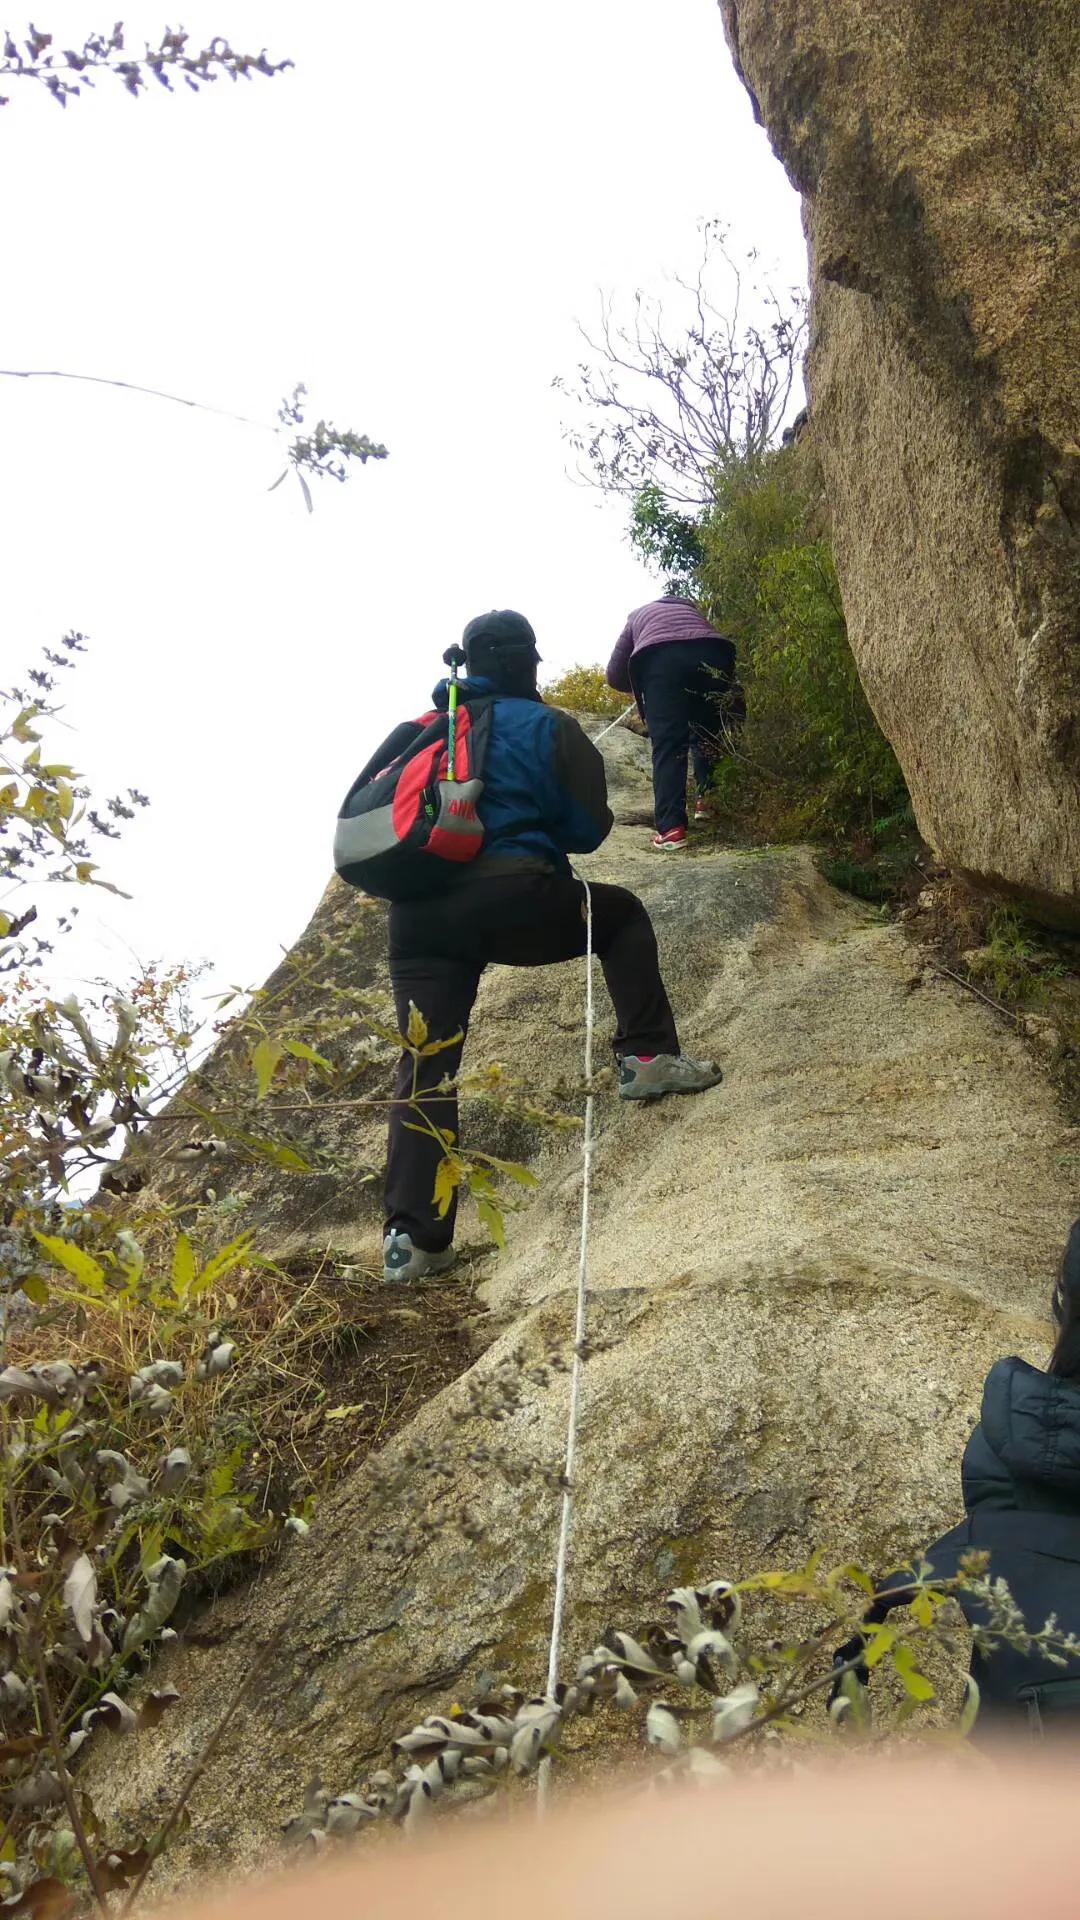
[606,596,729,703]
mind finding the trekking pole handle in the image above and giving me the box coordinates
[443,646,464,783]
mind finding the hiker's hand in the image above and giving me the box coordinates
[182,1754,1080,1920]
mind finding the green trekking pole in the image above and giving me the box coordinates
[442,645,466,783]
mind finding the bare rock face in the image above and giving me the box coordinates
[89,730,1076,1875]
[720,0,1080,926]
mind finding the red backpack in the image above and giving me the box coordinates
[333,655,493,900]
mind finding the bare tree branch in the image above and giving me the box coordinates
[556,221,807,508]
[0,24,292,108]
[0,371,388,499]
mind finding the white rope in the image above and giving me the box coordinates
[589,702,636,745]
[537,876,596,1813]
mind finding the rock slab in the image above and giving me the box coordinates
[720,0,1080,925]
[88,731,1077,1873]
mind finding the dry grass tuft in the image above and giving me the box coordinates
[7,1239,481,1544]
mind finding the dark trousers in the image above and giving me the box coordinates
[634,638,739,832]
[385,868,679,1250]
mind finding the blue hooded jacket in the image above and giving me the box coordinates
[425,675,613,873]
[961,1355,1080,1515]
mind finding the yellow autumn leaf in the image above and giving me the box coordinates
[910,1588,936,1628]
[251,1036,284,1100]
[282,1037,333,1072]
[476,1196,506,1248]
[433,1157,459,1218]
[33,1232,105,1295]
[892,1644,935,1702]
[171,1232,197,1302]
[862,1625,897,1669]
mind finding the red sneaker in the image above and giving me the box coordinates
[694,798,714,823]
[651,827,688,850]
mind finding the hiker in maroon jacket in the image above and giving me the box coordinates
[606,595,742,849]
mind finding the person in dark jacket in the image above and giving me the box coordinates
[606,594,742,850]
[381,610,724,1283]
[837,1219,1080,1742]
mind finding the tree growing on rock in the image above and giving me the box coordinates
[555,220,806,508]
[557,224,909,852]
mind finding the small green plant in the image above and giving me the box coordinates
[966,908,1067,1007]
[821,804,920,905]
[820,855,895,904]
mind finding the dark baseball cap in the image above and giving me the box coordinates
[462,609,541,665]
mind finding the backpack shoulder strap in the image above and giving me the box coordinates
[460,692,495,773]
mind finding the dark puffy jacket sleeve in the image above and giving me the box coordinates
[542,710,614,854]
[829,1541,956,1690]
[606,619,635,692]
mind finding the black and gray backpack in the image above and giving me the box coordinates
[333,658,493,901]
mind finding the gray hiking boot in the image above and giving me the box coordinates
[382,1229,456,1284]
[618,1053,724,1101]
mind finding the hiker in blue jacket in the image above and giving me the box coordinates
[833,1218,1080,1742]
[381,609,723,1283]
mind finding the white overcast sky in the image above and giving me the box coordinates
[1,0,805,1012]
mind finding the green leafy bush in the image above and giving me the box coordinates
[542,665,629,719]
[632,448,910,845]
[820,807,919,905]
[964,907,1068,1007]
[556,230,910,854]
[627,482,704,595]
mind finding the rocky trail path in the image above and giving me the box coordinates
[91,728,1076,1876]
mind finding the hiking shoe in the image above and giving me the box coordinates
[617,1053,724,1101]
[652,827,688,850]
[383,1229,456,1284]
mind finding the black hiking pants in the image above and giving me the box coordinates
[385,868,679,1251]
[634,638,739,832]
